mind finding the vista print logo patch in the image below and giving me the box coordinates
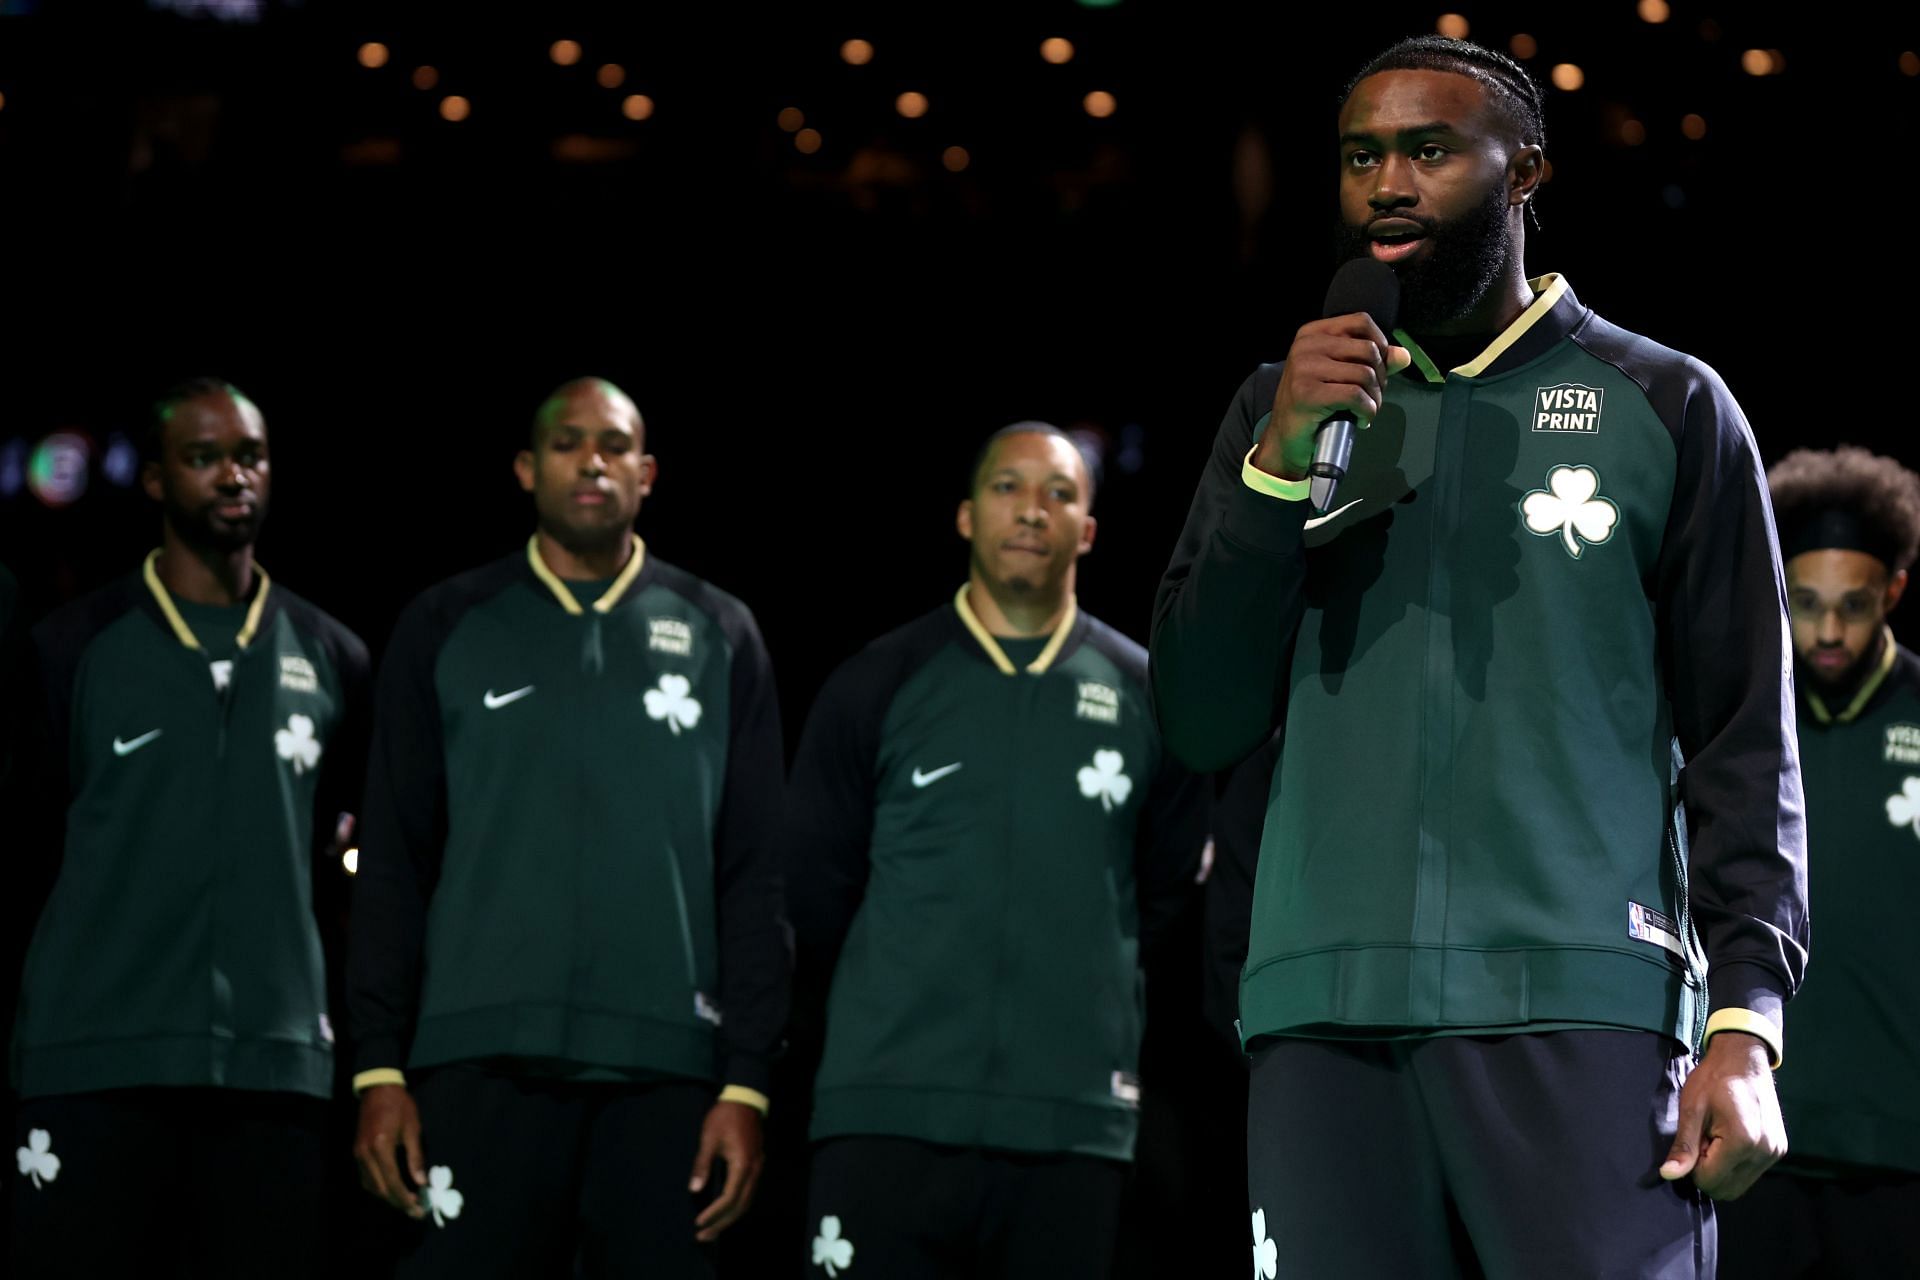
[1522,465,1620,559]
[644,673,702,735]
[275,713,322,775]
[1533,382,1604,433]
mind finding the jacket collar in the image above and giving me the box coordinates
[142,549,272,651]
[953,584,1080,676]
[1396,274,1584,383]
[525,534,647,615]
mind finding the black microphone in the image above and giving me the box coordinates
[1309,258,1402,512]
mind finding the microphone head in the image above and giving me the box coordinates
[1322,257,1402,334]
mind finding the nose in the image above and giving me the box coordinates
[215,457,244,490]
[1368,154,1417,213]
[1815,609,1846,645]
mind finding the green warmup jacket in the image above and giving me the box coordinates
[1776,635,1920,1173]
[347,537,788,1095]
[786,590,1206,1161]
[11,553,370,1099]
[1152,275,1808,1057]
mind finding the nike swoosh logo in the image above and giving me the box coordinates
[483,686,535,710]
[1304,498,1365,530]
[911,762,963,788]
[112,729,163,756]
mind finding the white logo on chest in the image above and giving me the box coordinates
[648,617,694,657]
[645,673,702,735]
[484,686,534,710]
[1533,383,1604,433]
[912,762,963,788]
[1886,724,1920,765]
[1075,681,1121,725]
[280,654,318,692]
[1885,777,1920,840]
[275,713,322,775]
[1522,464,1619,559]
[1077,749,1133,813]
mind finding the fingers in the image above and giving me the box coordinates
[693,1141,761,1242]
[1659,1087,1706,1182]
[402,1115,428,1192]
[688,1123,718,1195]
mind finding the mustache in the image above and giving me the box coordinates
[1367,213,1437,236]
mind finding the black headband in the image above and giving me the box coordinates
[1780,507,1899,570]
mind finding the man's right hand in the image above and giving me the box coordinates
[1254,313,1412,482]
[354,1084,427,1219]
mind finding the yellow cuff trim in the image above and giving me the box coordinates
[1241,444,1311,503]
[718,1085,769,1115]
[352,1068,408,1096]
[1703,1009,1783,1069]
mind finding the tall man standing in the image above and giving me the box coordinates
[348,377,787,1278]
[9,378,370,1278]
[1152,37,1807,1278]
[1717,446,1920,1277]
[787,423,1205,1279]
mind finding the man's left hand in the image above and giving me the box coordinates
[1659,1030,1785,1199]
[689,1100,764,1242]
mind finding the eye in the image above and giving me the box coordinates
[1415,143,1449,162]
[1345,150,1377,171]
[992,480,1015,493]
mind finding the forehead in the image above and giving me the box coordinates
[542,387,640,437]
[165,392,265,443]
[985,432,1088,488]
[1339,68,1502,140]
[1786,548,1889,592]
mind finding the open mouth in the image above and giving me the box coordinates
[1368,218,1429,264]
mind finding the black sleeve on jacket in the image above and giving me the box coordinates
[1201,728,1283,1052]
[1150,364,1314,773]
[1579,320,1809,1030]
[346,590,455,1076]
[708,599,790,1096]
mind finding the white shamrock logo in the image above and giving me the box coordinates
[425,1165,463,1228]
[812,1215,855,1275]
[1521,464,1620,559]
[1077,749,1134,813]
[17,1129,59,1189]
[1251,1207,1277,1280]
[1885,777,1920,837]
[644,673,703,736]
[274,713,322,775]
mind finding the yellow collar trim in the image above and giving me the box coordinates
[526,534,647,615]
[142,549,271,651]
[1807,625,1897,725]
[1394,273,1570,383]
[953,584,1077,676]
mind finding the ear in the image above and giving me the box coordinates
[1888,568,1909,612]
[956,498,974,541]
[513,449,536,494]
[141,459,164,504]
[1077,514,1098,557]
[638,454,658,499]
[1509,144,1546,205]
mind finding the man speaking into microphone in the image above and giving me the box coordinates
[1152,35,1806,1278]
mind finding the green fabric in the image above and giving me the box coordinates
[811,637,1159,1161]
[13,598,349,1099]
[170,597,248,661]
[1242,342,1706,1050]
[408,578,736,1082]
[1774,661,1920,1173]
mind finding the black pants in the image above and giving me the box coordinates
[1717,1166,1920,1278]
[1247,1030,1712,1280]
[9,1087,328,1280]
[391,1065,717,1280]
[805,1135,1126,1279]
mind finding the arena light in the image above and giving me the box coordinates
[1040,38,1075,65]
[1620,119,1647,146]
[1510,34,1537,59]
[412,65,438,91]
[1903,51,1920,77]
[943,145,970,172]
[1637,0,1670,23]
[896,91,929,118]
[1436,13,1469,38]
[777,107,805,132]
[597,64,625,89]
[840,38,873,66]
[622,94,654,121]
[440,95,471,123]
[795,127,823,154]
[357,42,389,69]
[1084,90,1117,118]
[550,39,582,67]
[1681,112,1707,139]
[1550,63,1584,91]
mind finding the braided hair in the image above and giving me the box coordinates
[1342,35,1548,226]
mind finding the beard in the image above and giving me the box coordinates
[168,496,264,553]
[1334,180,1516,332]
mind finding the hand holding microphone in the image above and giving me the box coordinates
[1252,259,1409,511]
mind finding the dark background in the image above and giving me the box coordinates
[2,1,1915,1274]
